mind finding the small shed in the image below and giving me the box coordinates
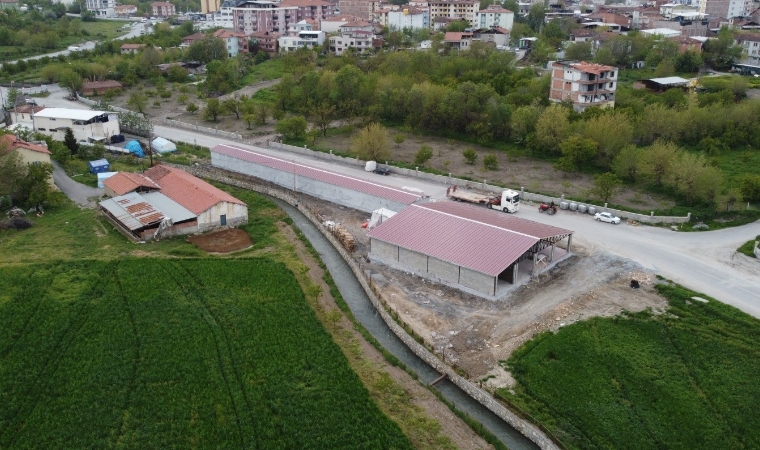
[633,76,691,92]
[151,137,177,153]
[97,171,118,188]
[88,159,110,174]
[124,140,145,158]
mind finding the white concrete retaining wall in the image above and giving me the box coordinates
[162,118,243,140]
[268,142,690,225]
[166,162,562,450]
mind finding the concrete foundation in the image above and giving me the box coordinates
[212,152,411,213]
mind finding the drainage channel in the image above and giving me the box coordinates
[276,199,539,450]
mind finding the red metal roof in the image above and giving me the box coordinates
[103,172,161,196]
[368,202,573,276]
[212,144,422,205]
[143,164,246,215]
[422,202,572,240]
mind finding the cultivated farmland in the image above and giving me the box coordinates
[0,258,413,449]
[499,283,760,450]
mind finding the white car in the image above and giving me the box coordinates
[595,212,621,224]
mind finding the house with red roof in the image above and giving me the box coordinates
[0,134,54,186]
[100,165,248,240]
[550,60,619,112]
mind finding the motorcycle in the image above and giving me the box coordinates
[538,203,557,215]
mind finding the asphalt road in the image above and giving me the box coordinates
[29,89,760,319]
[52,161,103,208]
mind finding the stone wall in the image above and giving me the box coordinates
[161,118,243,140]
[166,162,563,450]
[268,142,691,224]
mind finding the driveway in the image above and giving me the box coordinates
[52,161,103,208]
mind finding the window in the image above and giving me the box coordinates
[50,118,56,121]
[38,128,46,131]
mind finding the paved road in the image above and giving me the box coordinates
[52,161,103,208]
[27,88,760,318]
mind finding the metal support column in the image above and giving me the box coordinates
[551,242,555,262]
[567,234,573,253]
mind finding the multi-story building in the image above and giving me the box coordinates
[151,1,176,16]
[85,0,115,18]
[33,108,121,143]
[233,0,333,34]
[422,0,478,28]
[201,0,220,13]
[699,0,749,19]
[329,29,374,55]
[735,33,760,66]
[278,20,326,51]
[322,14,365,32]
[250,30,280,54]
[214,28,246,56]
[475,4,513,30]
[210,1,235,28]
[339,0,370,19]
[114,4,137,16]
[549,61,618,112]
[376,6,430,30]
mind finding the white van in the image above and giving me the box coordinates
[141,17,147,23]
[67,46,80,51]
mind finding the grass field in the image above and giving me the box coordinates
[737,235,759,258]
[0,186,418,449]
[240,58,285,85]
[499,282,760,450]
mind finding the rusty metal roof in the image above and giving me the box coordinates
[368,202,573,276]
[100,192,164,231]
[212,144,422,205]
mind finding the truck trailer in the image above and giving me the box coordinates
[447,187,520,213]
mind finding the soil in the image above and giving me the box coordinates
[307,198,670,392]
[187,228,253,253]
[318,131,674,212]
[278,223,494,450]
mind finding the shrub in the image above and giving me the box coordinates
[483,154,498,171]
[414,145,433,166]
[463,148,477,165]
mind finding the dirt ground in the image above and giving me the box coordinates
[309,199,669,392]
[318,131,674,212]
[278,223,494,450]
[187,228,252,253]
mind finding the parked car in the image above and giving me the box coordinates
[595,212,621,224]
[373,166,392,176]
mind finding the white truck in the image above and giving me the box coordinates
[447,187,520,213]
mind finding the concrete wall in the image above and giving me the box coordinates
[371,238,398,261]
[267,142,691,224]
[398,247,428,272]
[197,201,249,231]
[459,266,496,296]
[16,148,54,186]
[162,162,562,450]
[428,256,460,284]
[212,151,411,213]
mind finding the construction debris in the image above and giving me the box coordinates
[324,221,356,252]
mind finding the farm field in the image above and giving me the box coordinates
[499,283,760,450]
[0,257,413,449]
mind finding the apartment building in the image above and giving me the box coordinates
[699,0,750,19]
[475,4,513,30]
[416,0,478,27]
[85,0,115,18]
[151,1,176,16]
[201,0,221,13]
[549,61,618,112]
[278,19,326,51]
[329,29,374,55]
[376,6,430,30]
[233,0,333,34]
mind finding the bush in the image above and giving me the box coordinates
[483,154,498,170]
[463,148,477,165]
[159,91,172,99]
[740,175,760,202]
[186,103,198,114]
[414,145,433,166]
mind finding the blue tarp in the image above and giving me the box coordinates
[88,159,110,174]
[124,140,144,158]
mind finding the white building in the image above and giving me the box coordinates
[85,0,116,17]
[735,33,760,66]
[475,4,514,30]
[699,0,750,19]
[377,6,430,30]
[329,30,374,55]
[413,0,478,27]
[278,20,326,51]
[33,108,121,143]
[210,3,235,28]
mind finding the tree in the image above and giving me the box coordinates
[177,93,189,105]
[186,103,199,114]
[611,145,642,181]
[582,111,633,168]
[167,65,189,83]
[532,105,570,155]
[592,172,622,203]
[187,35,228,64]
[511,105,542,143]
[5,87,20,108]
[128,92,148,115]
[414,145,433,166]
[49,141,71,167]
[483,154,499,171]
[463,148,477,165]
[64,128,79,156]
[58,69,83,97]
[203,98,223,121]
[393,133,406,148]
[243,113,256,130]
[0,140,24,197]
[675,50,702,73]
[555,135,597,172]
[643,140,680,185]
[222,97,242,119]
[352,123,392,161]
[702,27,742,70]
[666,152,723,205]
[740,174,760,202]
[653,59,675,78]
[18,162,54,207]
[527,3,545,32]
[275,115,308,141]
[254,102,271,125]
[565,41,593,61]
[312,103,335,136]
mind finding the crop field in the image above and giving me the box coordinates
[0,258,413,449]
[499,283,760,450]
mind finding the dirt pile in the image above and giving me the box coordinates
[187,228,252,253]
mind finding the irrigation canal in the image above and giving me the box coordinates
[276,199,539,450]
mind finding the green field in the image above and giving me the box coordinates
[499,283,760,450]
[0,186,419,449]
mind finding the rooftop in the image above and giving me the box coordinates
[34,108,110,121]
[120,43,146,49]
[82,80,123,89]
[212,144,423,205]
[0,134,50,155]
[554,60,617,74]
[100,192,165,231]
[368,202,572,276]
[143,164,246,215]
[103,172,161,196]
